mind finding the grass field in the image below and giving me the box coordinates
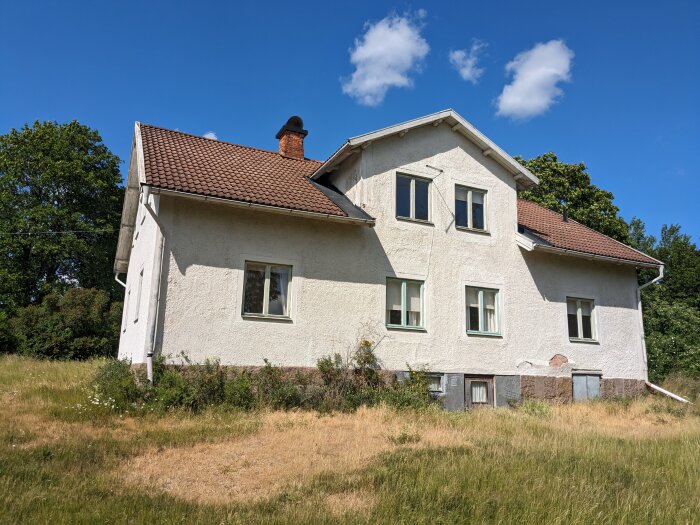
[1,356,699,524]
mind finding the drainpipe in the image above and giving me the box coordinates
[141,185,165,383]
[114,273,127,288]
[636,264,664,379]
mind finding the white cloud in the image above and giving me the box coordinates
[341,11,430,106]
[496,39,574,120]
[203,131,218,140]
[449,40,486,84]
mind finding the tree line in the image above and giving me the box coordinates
[0,122,697,381]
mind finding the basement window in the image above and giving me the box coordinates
[455,186,487,232]
[396,174,431,222]
[567,298,596,341]
[386,278,425,330]
[427,374,444,398]
[243,262,292,318]
[466,286,500,335]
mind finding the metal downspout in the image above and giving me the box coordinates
[141,185,165,383]
[636,264,664,380]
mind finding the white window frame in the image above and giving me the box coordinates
[242,261,293,319]
[427,373,445,397]
[465,286,500,336]
[567,297,597,342]
[133,268,143,323]
[386,277,425,330]
[455,185,488,232]
[396,173,432,223]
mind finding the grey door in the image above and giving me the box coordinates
[573,374,601,401]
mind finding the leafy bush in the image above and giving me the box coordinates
[224,370,256,410]
[11,288,121,360]
[92,358,142,411]
[382,368,437,410]
[255,360,301,410]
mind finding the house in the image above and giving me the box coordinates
[114,109,663,410]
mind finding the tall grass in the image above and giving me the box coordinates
[1,355,699,524]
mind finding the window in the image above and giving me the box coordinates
[427,374,444,394]
[455,186,487,231]
[386,278,424,329]
[134,268,143,323]
[465,376,494,408]
[466,287,500,334]
[243,262,292,318]
[396,174,431,222]
[567,298,596,341]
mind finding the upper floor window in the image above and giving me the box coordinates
[386,278,424,329]
[466,286,500,335]
[396,174,431,222]
[455,186,487,231]
[567,298,596,341]
[243,262,292,318]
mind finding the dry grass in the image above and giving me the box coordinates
[116,407,469,503]
[114,398,700,505]
[2,356,700,524]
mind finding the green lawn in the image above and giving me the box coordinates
[1,356,699,524]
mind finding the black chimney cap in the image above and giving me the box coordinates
[276,116,308,139]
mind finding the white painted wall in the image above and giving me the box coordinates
[117,194,160,364]
[127,123,646,380]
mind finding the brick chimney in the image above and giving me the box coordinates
[276,116,308,160]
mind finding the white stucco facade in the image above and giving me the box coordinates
[118,121,649,384]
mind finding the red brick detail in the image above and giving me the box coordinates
[278,131,305,160]
[549,354,569,367]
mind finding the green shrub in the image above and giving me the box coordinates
[224,370,256,410]
[520,399,552,417]
[255,360,301,410]
[382,368,437,410]
[153,368,194,410]
[11,288,121,360]
[92,359,142,411]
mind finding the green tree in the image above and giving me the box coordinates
[517,153,629,241]
[0,121,123,311]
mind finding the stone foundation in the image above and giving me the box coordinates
[521,376,573,403]
[601,377,647,398]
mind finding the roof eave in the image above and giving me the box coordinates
[148,186,376,227]
[311,109,539,190]
[517,237,662,268]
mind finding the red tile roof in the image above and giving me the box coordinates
[517,199,661,266]
[139,124,345,217]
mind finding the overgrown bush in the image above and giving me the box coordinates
[92,358,142,411]
[11,288,121,359]
[520,399,552,417]
[382,368,437,410]
[89,340,437,414]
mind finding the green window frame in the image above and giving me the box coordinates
[386,278,425,330]
[466,286,500,335]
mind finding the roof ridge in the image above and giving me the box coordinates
[517,199,662,265]
[138,122,323,165]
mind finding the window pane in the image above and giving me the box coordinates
[471,381,488,403]
[414,179,430,220]
[268,265,290,316]
[466,287,479,331]
[483,290,497,332]
[455,187,468,227]
[396,176,411,218]
[243,264,266,314]
[472,191,485,230]
[387,280,402,325]
[581,301,593,339]
[427,375,442,392]
[567,299,579,338]
[406,281,422,327]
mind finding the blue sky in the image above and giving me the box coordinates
[1,1,698,240]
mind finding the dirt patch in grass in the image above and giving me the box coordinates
[115,407,468,504]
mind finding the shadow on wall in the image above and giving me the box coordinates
[520,248,639,311]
